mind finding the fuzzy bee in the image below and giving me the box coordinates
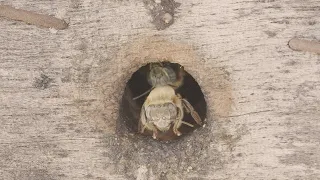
[134,62,202,139]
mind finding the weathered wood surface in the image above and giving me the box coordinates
[1,0,320,179]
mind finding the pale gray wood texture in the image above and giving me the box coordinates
[1,0,320,179]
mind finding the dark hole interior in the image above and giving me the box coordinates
[119,62,207,141]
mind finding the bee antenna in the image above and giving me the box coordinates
[132,87,154,100]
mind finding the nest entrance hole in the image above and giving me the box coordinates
[119,62,207,141]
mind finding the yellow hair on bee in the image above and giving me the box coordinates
[145,86,176,106]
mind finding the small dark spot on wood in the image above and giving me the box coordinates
[266,5,282,9]
[55,127,67,133]
[236,153,243,157]
[33,74,53,89]
[75,129,82,133]
[285,60,297,66]
[217,21,229,25]
[57,174,67,177]
[264,30,277,38]
[281,70,290,74]
[85,174,94,178]
[258,0,275,2]
[68,123,76,129]
[56,150,70,158]
[272,19,290,24]
[266,86,276,91]
[308,20,316,25]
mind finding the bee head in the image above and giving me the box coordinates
[148,62,177,87]
[153,119,173,132]
[145,103,176,132]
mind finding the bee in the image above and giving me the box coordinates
[134,62,202,139]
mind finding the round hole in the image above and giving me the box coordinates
[119,61,207,141]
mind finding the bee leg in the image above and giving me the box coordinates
[181,98,202,125]
[152,130,158,139]
[139,122,158,139]
[173,101,183,136]
[150,124,159,139]
[139,106,148,134]
[181,121,194,127]
[140,125,146,133]
[173,126,182,136]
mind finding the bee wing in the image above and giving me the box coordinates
[181,98,202,125]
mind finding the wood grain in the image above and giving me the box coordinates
[1,0,320,179]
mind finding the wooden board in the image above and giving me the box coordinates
[1,0,320,179]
